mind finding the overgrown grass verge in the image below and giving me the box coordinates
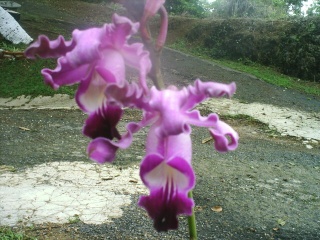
[169,40,320,96]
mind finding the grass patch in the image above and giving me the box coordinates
[169,40,320,96]
[68,214,81,224]
[0,42,77,98]
[0,58,77,98]
[216,59,320,96]
[0,226,35,240]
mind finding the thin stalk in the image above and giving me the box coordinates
[188,191,197,240]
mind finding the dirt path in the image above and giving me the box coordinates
[1,0,320,239]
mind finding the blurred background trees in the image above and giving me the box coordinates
[163,0,317,18]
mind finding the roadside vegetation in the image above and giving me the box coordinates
[0,0,319,98]
[170,40,320,96]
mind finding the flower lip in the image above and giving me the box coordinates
[139,154,195,231]
[83,103,122,140]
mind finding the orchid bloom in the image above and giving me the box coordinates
[138,80,238,231]
[89,79,238,231]
[25,2,239,232]
[25,14,151,144]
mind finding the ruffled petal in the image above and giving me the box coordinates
[185,110,219,127]
[24,35,74,59]
[41,58,90,90]
[105,81,150,110]
[108,14,140,49]
[184,79,236,110]
[87,115,153,163]
[121,43,151,91]
[209,121,239,152]
[25,14,143,91]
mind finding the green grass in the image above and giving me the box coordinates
[215,59,320,96]
[169,40,320,97]
[0,42,77,98]
[0,227,36,240]
[68,214,81,224]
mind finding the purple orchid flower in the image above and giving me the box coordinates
[25,13,151,114]
[88,79,238,231]
[138,80,238,231]
[24,6,239,232]
[138,126,195,231]
[25,14,152,149]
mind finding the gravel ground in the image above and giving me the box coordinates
[1,108,319,240]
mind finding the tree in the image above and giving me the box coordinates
[164,0,207,17]
[307,0,320,15]
[210,0,309,18]
[285,0,307,15]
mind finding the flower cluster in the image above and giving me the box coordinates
[25,0,238,232]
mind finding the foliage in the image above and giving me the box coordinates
[183,16,320,83]
[0,227,35,240]
[307,0,320,15]
[0,54,77,98]
[169,40,320,96]
[164,0,207,17]
[210,0,308,18]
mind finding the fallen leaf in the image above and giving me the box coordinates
[194,206,203,212]
[211,206,223,212]
[202,137,212,144]
[19,126,30,131]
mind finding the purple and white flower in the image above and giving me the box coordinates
[25,6,238,232]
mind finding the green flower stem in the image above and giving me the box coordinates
[188,191,198,240]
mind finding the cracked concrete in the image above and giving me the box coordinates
[0,161,147,226]
[199,98,320,142]
[1,94,319,142]
[0,94,319,228]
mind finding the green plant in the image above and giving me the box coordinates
[0,44,77,98]
[0,42,26,52]
[0,227,36,240]
[169,40,320,96]
[68,214,81,224]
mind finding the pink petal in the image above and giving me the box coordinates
[139,154,195,231]
[209,121,239,152]
[24,35,74,59]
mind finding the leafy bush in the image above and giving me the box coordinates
[185,16,320,82]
